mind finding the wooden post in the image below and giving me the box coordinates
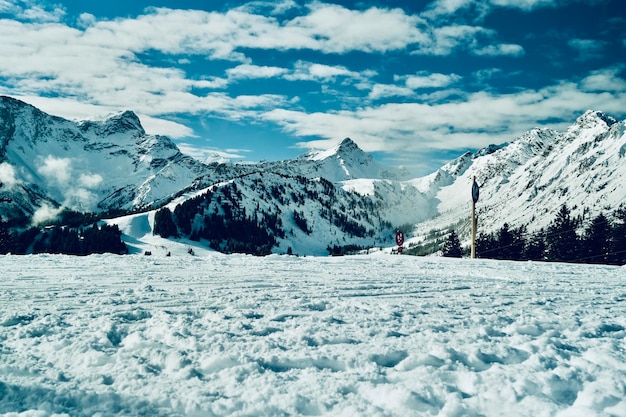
[471,176,479,259]
[471,196,476,259]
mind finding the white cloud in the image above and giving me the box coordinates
[139,115,196,138]
[177,142,249,162]
[287,3,429,53]
[369,72,461,100]
[31,203,63,225]
[31,156,107,211]
[37,156,72,185]
[78,173,103,189]
[404,72,461,89]
[580,66,626,93]
[286,61,371,83]
[415,25,486,55]
[227,64,289,80]
[368,84,415,100]
[472,43,524,57]
[423,0,557,21]
[76,12,96,28]
[412,24,524,57]
[0,1,529,138]
[1,0,66,23]
[238,0,299,16]
[490,0,557,11]
[0,162,21,190]
[264,66,626,156]
[19,4,65,22]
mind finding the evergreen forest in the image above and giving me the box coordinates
[442,204,626,265]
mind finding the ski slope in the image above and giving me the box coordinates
[1,254,625,416]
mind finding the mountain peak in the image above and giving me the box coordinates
[310,138,366,162]
[575,110,617,129]
[336,137,360,153]
[104,110,145,135]
[78,110,145,137]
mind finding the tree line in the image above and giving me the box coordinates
[442,204,626,265]
[0,221,127,255]
[154,183,281,256]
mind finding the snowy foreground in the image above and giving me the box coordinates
[1,254,625,417]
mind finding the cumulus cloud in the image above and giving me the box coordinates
[286,61,373,83]
[1,0,66,23]
[472,43,524,57]
[227,64,289,80]
[580,66,626,93]
[368,72,461,100]
[78,173,103,189]
[287,3,429,53]
[264,66,626,157]
[368,84,415,100]
[139,115,196,139]
[177,142,249,162]
[31,203,63,225]
[0,0,621,176]
[37,156,72,185]
[0,162,21,190]
[422,0,557,22]
[0,0,531,139]
[403,72,462,89]
[33,156,104,212]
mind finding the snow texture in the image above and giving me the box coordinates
[1,253,625,416]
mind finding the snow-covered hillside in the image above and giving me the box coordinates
[409,110,626,246]
[0,96,210,221]
[2,95,625,256]
[1,253,625,416]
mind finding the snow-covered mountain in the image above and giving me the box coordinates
[1,95,624,255]
[409,110,626,246]
[279,137,409,182]
[0,96,210,223]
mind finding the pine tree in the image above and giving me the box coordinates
[442,230,462,258]
[495,223,513,260]
[583,212,611,264]
[0,221,12,254]
[547,204,579,262]
[610,207,626,265]
[524,229,546,261]
[154,207,178,238]
[475,232,497,259]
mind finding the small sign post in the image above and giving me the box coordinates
[395,230,404,254]
[471,176,479,259]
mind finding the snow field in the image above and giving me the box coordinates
[0,254,625,416]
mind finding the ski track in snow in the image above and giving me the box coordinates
[1,254,625,417]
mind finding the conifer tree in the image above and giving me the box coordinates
[547,204,579,262]
[442,230,462,258]
[610,207,626,265]
[583,212,611,264]
[524,229,546,261]
[475,232,497,259]
[0,221,12,254]
[495,223,513,260]
[154,207,178,238]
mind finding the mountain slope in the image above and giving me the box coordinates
[2,95,625,256]
[410,110,626,246]
[0,96,211,223]
[251,137,409,182]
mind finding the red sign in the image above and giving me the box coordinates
[395,230,404,247]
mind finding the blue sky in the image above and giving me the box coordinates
[1,0,624,175]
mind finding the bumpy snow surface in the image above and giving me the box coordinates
[1,254,625,417]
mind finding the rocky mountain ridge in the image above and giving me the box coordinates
[1,95,624,255]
